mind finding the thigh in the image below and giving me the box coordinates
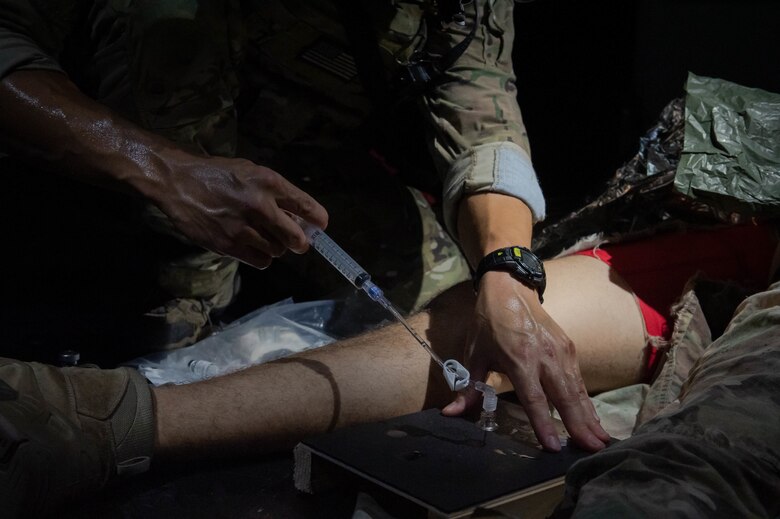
[543,255,647,393]
[556,281,780,518]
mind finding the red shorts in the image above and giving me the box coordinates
[573,224,776,372]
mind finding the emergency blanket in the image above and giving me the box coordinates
[675,73,780,215]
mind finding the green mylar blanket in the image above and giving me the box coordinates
[675,73,780,216]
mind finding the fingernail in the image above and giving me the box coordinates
[593,410,601,422]
[546,435,561,452]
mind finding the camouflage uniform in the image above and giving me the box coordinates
[0,3,541,504]
[0,0,541,347]
[3,5,780,511]
[0,357,155,515]
[553,279,780,518]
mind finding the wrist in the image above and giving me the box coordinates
[127,143,186,200]
[474,246,546,303]
[476,270,543,309]
[479,271,543,304]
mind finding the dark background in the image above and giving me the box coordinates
[1,1,778,516]
[3,0,780,366]
[512,0,780,217]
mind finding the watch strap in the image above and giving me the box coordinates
[474,246,546,303]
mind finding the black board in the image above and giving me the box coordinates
[298,408,592,517]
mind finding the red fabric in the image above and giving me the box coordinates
[574,224,776,372]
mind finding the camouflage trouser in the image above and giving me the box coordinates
[553,280,780,518]
[82,0,470,323]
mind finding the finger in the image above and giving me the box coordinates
[258,206,311,254]
[558,355,609,437]
[441,392,469,416]
[581,388,611,443]
[443,341,489,416]
[246,224,289,257]
[512,373,563,452]
[243,173,325,254]
[275,181,329,230]
[441,381,485,416]
[229,226,284,269]
[552,400,606,452]
[241,191,309,255]
[485,371,512,393]
[232,245,273,270]
[544,372,606,452]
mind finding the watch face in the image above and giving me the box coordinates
[515,248,544,279]
[476,247,546,302]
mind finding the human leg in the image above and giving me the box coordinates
[0,253,645,512]
[0,360,154,516]
[553,280,780,518]
[152,254,646,459]
[574,224,777,338]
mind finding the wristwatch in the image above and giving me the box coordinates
[474,246,546,303]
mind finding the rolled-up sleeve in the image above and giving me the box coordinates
[0,0,73,80]
[441,140,544,236]
[419,0,545,238]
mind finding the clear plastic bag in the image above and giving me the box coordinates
[126,299,339,386]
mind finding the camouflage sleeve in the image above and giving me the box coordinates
[0,0,80,80]
[419,0,545,238]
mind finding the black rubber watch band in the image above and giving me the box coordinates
[474,246,546,303]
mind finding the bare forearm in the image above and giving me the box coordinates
[456,193,534,267]
[0,69,176,199]
[0,69,328,265]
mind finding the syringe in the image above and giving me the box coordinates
[290,214,498,431]
[295,217,444,368]
[293,217,498,430]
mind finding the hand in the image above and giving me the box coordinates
[154,150,328,269]
[0,70,327,268]
[442,271,610,452]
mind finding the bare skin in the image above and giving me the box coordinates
[450,193,612,451]
[1,69,611,452]
[153,254,645,460]
[0,70,328,267]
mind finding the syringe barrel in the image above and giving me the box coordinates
[296,218,371,288]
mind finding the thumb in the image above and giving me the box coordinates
[441,353,489,416]
[442,389,481,416]
[442,393,467,416]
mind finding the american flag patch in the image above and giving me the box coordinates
[299,38,358,81]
